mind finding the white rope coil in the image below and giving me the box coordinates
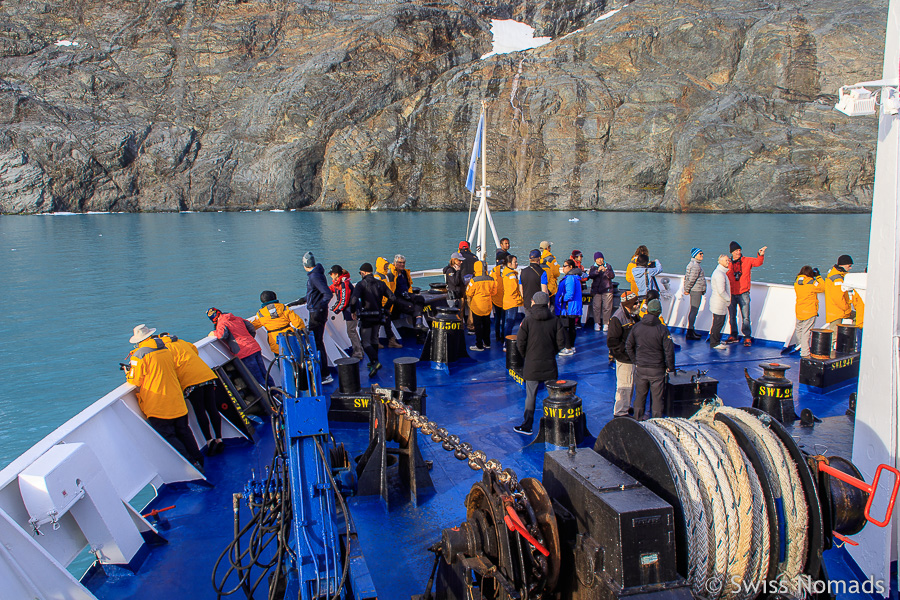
[640,406,808,599]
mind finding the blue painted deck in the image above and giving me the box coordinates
[85,326,872,600]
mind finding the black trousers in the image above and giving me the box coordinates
[472,313,491,348]
[709,313,727,346]
[493,304,506,342]
[632,366,667,420]
[148,414,203,464]
[561,316,577,349]
[308,310,329,376]
[187,382,221,441]
[359,320,380,364]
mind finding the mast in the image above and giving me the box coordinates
[849,0,900,588]
[467,102,501,262]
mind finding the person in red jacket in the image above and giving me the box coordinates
[207,307,272,387]
[726,241,767,346]
[329,265,364,359]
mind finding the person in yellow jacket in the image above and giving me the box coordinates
[539,241,560,298]
[466,261,497,351]
[124,324,204,472]
[501,254,524,339]
[824,255,854,332]
[625,245,650,295]
[374,257,402,348]
[491,256,507,343]
[253,290,306,354]
[852,290,864,329]
[790,266,825,358]
[158,332,224,455]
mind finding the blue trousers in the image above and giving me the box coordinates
[243,351,274,388]
[504,308,519,337]
[494,304,506,341]
[728,291,752,338]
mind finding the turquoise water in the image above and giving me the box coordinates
[0,211,871,468]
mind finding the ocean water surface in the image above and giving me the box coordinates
[0,210,871,467]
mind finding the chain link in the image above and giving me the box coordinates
[374,387,512,484]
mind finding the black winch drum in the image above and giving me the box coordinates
[505,335,523,370]
[429,282,448,293]
[835,325,859,354]
[335,357,361,394]
[810,329,833,359]
[394,357,418,391]
[535,380,587,446]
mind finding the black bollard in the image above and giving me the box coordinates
[745,362,795,423]
[394,357,418,391]
[835,325,859,354]
[532,380,589,446]
[810,329,833,359]
[505,335,523,371]
[419,306,468,372]
[335,357,361,394]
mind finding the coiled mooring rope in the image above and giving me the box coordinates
[641,406,808,600]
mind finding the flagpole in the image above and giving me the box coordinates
[479,100,488,261]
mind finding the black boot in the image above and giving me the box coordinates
[687,329,702,340]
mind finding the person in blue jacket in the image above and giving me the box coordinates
[631,254,663,299]
[555,259,584,356]
[303,251,334,384]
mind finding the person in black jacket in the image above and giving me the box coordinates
[607,292,639,417]
[303,252,334,384]
[588,252,615,331]
[514,292,566,435]
[350,263,396,377]
[443,253,466,309]
[520,249,549,316]
[626,298,675,420]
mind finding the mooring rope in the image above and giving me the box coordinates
[640,406,807,599]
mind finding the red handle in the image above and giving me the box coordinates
[503,506,549,557]
[142,505,175,519]
[818,462,900,527]
[833,531,859,546]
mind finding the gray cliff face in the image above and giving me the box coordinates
[0,0,886,214]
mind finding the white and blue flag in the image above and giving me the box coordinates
[465,112,484,192]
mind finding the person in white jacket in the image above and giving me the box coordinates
[709,255,732,349]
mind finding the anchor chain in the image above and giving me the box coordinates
[373,387,513,485]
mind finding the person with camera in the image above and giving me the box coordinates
[351,262,396,377]
[791,266,825,358]
[303,252,334,384]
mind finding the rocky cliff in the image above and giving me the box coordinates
[0,0,886,213]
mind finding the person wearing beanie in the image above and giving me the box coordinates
[824,254,854,334]
[328,266,364,360]
[683,248,707,340]
[626,297,675,420]
[588,251,615,331]
[709,254,733,349]
[207,307,271,388]
[458,242,479,333]
[607,292,640,417]
[520,249,549,316]
[304,251,335,384]
[253,290,306,355]
[350,262,396,377]
[514,290,565,435]
[726,241,767,346]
